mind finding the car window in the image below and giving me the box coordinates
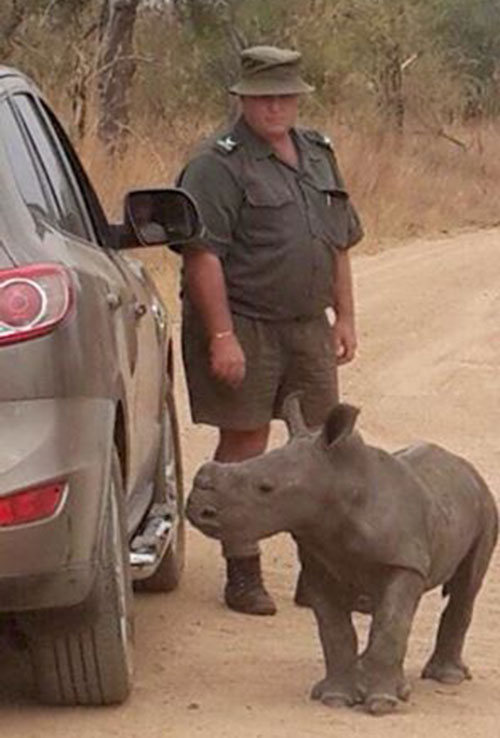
[0,99,55,223]
[40,101,113,248]
[12,94,95,243]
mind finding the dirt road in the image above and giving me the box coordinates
[1,229,499,737]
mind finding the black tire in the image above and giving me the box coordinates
[135,389,185,593]
[24,449,134,706]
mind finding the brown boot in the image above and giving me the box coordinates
[224,556,277,616]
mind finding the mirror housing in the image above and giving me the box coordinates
[123,188,202,248]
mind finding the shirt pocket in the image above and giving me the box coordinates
[245,180,293,207]
[313,170,352,249]
[241,180,295,246]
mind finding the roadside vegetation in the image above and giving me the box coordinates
[2,0,500,252]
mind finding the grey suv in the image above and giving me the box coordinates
[0,66,200,705]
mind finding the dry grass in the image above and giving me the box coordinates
[333,120,500,251]
[77,112,500,310]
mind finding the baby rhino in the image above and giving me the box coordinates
[187,396,498,715]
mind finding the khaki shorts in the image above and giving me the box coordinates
[182,306,338,430]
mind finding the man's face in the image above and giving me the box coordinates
[240,94,300,141]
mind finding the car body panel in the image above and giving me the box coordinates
[0,397,114,609]
[0,219,164,497]
[0,244,14,268]
[0,65,179,617]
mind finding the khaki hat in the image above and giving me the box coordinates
[229,45,314,96]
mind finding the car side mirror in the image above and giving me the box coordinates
[124,188,202,247]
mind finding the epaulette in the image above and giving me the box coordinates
[302,129,333,150]
[214,134,240,155]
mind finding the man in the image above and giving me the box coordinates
[175,46,363,616]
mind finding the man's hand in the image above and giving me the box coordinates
[332,249,357,365]
[333,315,357,365]
[209,333,246,388]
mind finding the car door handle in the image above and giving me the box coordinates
[134,302,147,319]
[106,292,122,310]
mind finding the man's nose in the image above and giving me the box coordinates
[266,96,282,112]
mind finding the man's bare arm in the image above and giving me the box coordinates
[184,248,233,335]
[332,248,357,365]
[184,248,246,387]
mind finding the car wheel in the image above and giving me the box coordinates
[25,448,134,706]
[135,388,185,592]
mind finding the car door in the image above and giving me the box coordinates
[4,89,163,504]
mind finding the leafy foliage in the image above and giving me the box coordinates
[3,0,500,131]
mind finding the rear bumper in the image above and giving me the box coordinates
[0,564,95,612]
[0,397,115,612]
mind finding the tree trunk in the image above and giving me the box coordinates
[97,0,140,155]
[379,38,404,132]
[0,1,26,59]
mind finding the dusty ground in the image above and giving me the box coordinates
[1,228,499,736]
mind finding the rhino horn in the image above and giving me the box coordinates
[282,392,309,438]
[323,403,360,447]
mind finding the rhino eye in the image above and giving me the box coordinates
[258,481,274,494]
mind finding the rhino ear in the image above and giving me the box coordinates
[322,403,360,447]
[281,392,309,438]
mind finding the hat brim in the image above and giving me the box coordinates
[229,78,314,96]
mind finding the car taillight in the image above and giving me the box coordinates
[0,482,65,527]
[0,263,72,346]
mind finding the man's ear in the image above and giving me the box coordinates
[322,403,360,447]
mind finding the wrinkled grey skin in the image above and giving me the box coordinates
[186,396,498,715]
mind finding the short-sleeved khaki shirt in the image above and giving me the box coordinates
[178,117,363,321]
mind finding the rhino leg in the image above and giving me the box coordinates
[310,605,359,708]
[423,524,497,684]
[358,568,424,715]
[300,558,359,708]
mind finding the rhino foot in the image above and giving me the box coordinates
[422,658,472,684]
[397,677,412,702]
[365,693,399,716]
[355,663,411,713]
[310,677,359,708]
